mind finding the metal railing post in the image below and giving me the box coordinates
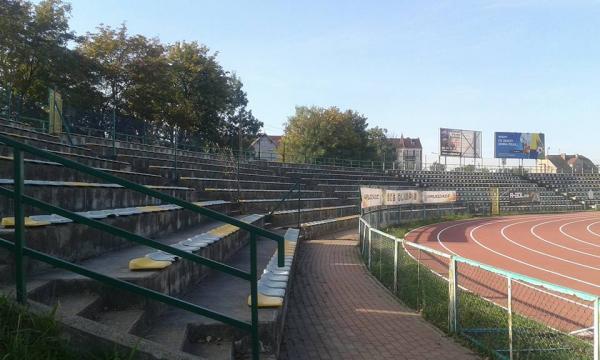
[111,109,116,158]
[358,218,362,253]
[250,233,259,360]
[508,276,513,360]
[173,130,178,180]
[368,228,372,270]
[448,257,458,334]
[595,297,600,360]
[297,183,301,229]
[13,149,26,303]
[393,238,399,294]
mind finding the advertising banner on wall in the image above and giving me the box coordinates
[508,191,541,204]
[360,187,383,209]
[361,188,458,208]
[422,191,458,204]
[494,132,545,159]
[383,189,421,206]
[440,128,482,158]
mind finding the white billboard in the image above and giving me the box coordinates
[440,128,482,158]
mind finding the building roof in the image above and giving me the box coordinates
[546,154,597,172]
[250,134,282,147]
[268,135,282,145]
[388,137,422,149]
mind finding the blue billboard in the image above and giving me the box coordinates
[494,132,545,159]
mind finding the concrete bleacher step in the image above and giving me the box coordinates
[203,188,323,201]
[118,153,272,174]
[239,197,345,213]
[301,214,360,240]
[0,156,166,185]
[150,165,289,183]
[0,131,93,155]
[0,144,131,171]
[268,205,358,227]
[4,215,272,358]
[132,235,280,358]
[182,177,299,191]
[0,120,64,143]
[0,201,234,279]
[0,180,195,215]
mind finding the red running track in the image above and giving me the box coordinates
[404,212,600,338]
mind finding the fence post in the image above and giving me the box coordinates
[508,276,513,360]
[393,239,399,294]
[368,228,372,270]
[111,109,116,158]
[594,297,600,360]
[358,220,362,254]
[249,233,259,360]
[14,149,26,303]
[448,257,458,334]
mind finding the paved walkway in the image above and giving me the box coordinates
[279,229,478,360]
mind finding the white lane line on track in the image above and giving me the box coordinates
[512,279,593,310]
[558,218,600,248]
[527,218,600,259]
[588,221,600,237]
[405,214,600,306]
[470,220,600,289]
[502,219,600,271]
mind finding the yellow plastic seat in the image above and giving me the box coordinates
[209,224,238,238]
[65,181,90,187]
[128,257,172,270]
[137,205,164,213]
[247,293,283,308]
[1,217,51,227]
[285,241,296,253]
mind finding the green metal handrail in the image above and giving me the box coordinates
[0,132,285,360]
[266,180,303,229]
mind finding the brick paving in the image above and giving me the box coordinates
[279,229,479,360]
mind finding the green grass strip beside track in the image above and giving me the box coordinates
[364,217,594,360]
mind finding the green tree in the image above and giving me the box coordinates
[279,106,371,162]
[367,126,396,163]
[0,0,75,114]
[1,0,263,148]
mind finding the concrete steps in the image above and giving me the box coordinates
[0,156,166,185]
[301,215,360,240]
[150,165,290,183]
[239,197,346,213]
[203,188,324,201]
[269,205,359,227]
[0,201,234,279]
[134,235,280,358]
[182,177,299,191]
[4,216,285,359]
[0,181,195,215]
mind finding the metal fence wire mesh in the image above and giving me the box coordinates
[359,207,597,360]
[457,261,510,356]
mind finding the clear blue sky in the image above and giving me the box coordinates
[64,0,600,162]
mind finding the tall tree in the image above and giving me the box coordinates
[367,126,397,163]
[279,106,371,162]
[0,0,74,113]
[1,0,264,148]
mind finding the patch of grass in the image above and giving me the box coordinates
[385,213,473,240]
[365,216,593,359]
[0,296,72,360]
[0,296,137,360]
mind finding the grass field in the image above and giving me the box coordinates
[364,216,593,359]
[0,296,136,360]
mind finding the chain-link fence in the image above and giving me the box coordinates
[359,207,598,359]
